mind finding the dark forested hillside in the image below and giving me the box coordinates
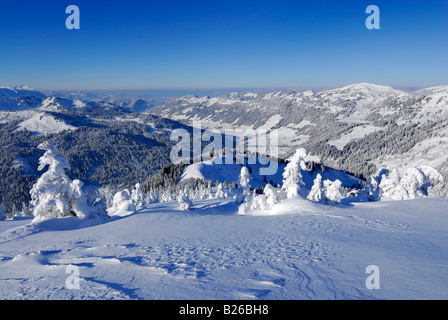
[0,111,188,214]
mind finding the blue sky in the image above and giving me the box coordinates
[0,0,447,90]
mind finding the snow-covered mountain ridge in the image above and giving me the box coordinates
[0,87,47,111]
[1,83,447,215]
[150,83,448,194]
[152,83,446,133]
[0,91,191,214]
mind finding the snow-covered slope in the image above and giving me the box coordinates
[413,85,448,95]
[180,156,286,188]
[0,196,446,300]
[0,95,80,135]
[14,113,77,136]
[327,83,403,97]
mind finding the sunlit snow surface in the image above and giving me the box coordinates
[0,197,447,300]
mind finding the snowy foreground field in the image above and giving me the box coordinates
[0,196,447,300]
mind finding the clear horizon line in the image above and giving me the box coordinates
[4,82,447,93]
[36,84,446,91]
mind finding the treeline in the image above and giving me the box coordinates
[141,163,188,193]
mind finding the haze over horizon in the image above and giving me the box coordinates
[1,0,447,90]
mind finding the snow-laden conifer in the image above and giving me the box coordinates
[30,141,107,222]
[307,174,324,202]
[282,148,307,198]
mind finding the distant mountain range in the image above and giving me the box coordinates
[1,82,447,213]
[149,83,448,193]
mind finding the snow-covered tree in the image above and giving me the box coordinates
[110,189,136,216]
[215,183,226,198]
[418,165,444,196]
[323,179,342,204]
[197,184,209,200]
[237,166,252,204]
[307,174,324,202]
[239,167,251,190]
[364,168,390,201]
[379,166,444,200]
[227,186,236,200]
[263,184,280,207]
[30,141,106,222]
[178,193,193,211]
[30,141,73,221]
[237,166,254,213]
[146,187,160,204]
[248,194,269,212]
[401,167,427,199]
[131,183,145,209]
[239,183,281,214]
[101,185,116,209]
[419,165,444,184]
[378,168,408,200]
[282,148,308,198]
[76,185,108,219]
[160,187,175,202]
